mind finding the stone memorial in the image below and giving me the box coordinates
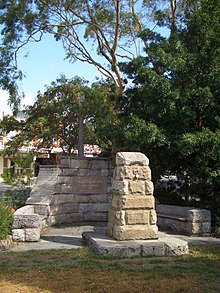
[107,152,158,240]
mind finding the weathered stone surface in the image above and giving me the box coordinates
[49,203,79,215]
[48,213,82,225]
[82,230,188,257]
[141,241,165,256]
[83,212,108,222]
[54,183,62,194]
[112,180,129,195]
[53,194,75,204]
[111,195,155,210]
[163,237,189,256]
[89,159,110,169]
[129,180,145,194]
[115,166,151,180]
[12,229,25,242]
[62,168,78,176]
[188,209,211,223]
[91,203,109,212]
[25,228,41,242]
[150,210,157,225]
[156,204,211,235]
[116,152,149,166]
[190,222,211,235]
[111,225,158,241]
[79,169,92,176]
[13,214,41,229]
[125,210,149,225]
[34,204,50,216]
[145,180,154,195]
[70,159,88,169]
[108,152,158,241]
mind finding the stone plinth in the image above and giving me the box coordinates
[107,152,158,240]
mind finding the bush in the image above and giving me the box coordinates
[0,196,13,240]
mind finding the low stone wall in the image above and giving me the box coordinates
[49,157,112,225]
[156,204,211,235]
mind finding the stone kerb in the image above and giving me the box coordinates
[107,152,158,240]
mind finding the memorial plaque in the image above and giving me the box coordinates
[72,176,108,194]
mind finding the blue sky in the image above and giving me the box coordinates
[0,34,102,116]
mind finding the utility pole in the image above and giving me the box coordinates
[77,93,85,158]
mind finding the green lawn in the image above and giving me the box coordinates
[0,245,220,293]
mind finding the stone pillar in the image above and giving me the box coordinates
[107,152,158,240]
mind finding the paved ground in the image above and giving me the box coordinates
[1,179,220,253]
[7,223,220,253]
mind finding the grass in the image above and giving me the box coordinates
[0,246,220,292]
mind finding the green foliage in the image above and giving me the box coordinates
[1,153,35,208]
[119,0,220,228]
[1,76,118,155]
[0,195,13,240]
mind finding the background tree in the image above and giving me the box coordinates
[119,0,220,226]
[0,75,117,155]
[0,0,148,102]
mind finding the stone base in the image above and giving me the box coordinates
[82,229,189,257]
[107,225,158,241]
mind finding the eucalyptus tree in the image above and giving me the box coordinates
[0,0,189,109]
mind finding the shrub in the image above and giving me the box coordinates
[0,196,13,240]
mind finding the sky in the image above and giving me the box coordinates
[0,34,102,117]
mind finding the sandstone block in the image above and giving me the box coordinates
[125,210,149,225]
[13,214,41,229]
[145,180,154,195]
[101,169,110,176]
[34,204,50,216]
[83,212,108,222]
[129,180,145,194]
[49,203,78,215]
[141,241,165,256]
[112,225,158,240]
[150,210,157,225]
[48,213,82,225]
[112,180,129,195]
[12,229,25,242]
[79,169,91,176]
[54,183,62,194]
[120,195,155,209]
[53,194,75,204]
[190,222,211,235]
[61,183,73,194]
[187,209,211,223]
[91,203,109,212]
[25,228,41,242]
[70,159,88,169]
[116,152,149,166]
[89,159,110,169]
[62,168,78,176]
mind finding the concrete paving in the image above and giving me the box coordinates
[1,179,220,254]
[6,222,220,254]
